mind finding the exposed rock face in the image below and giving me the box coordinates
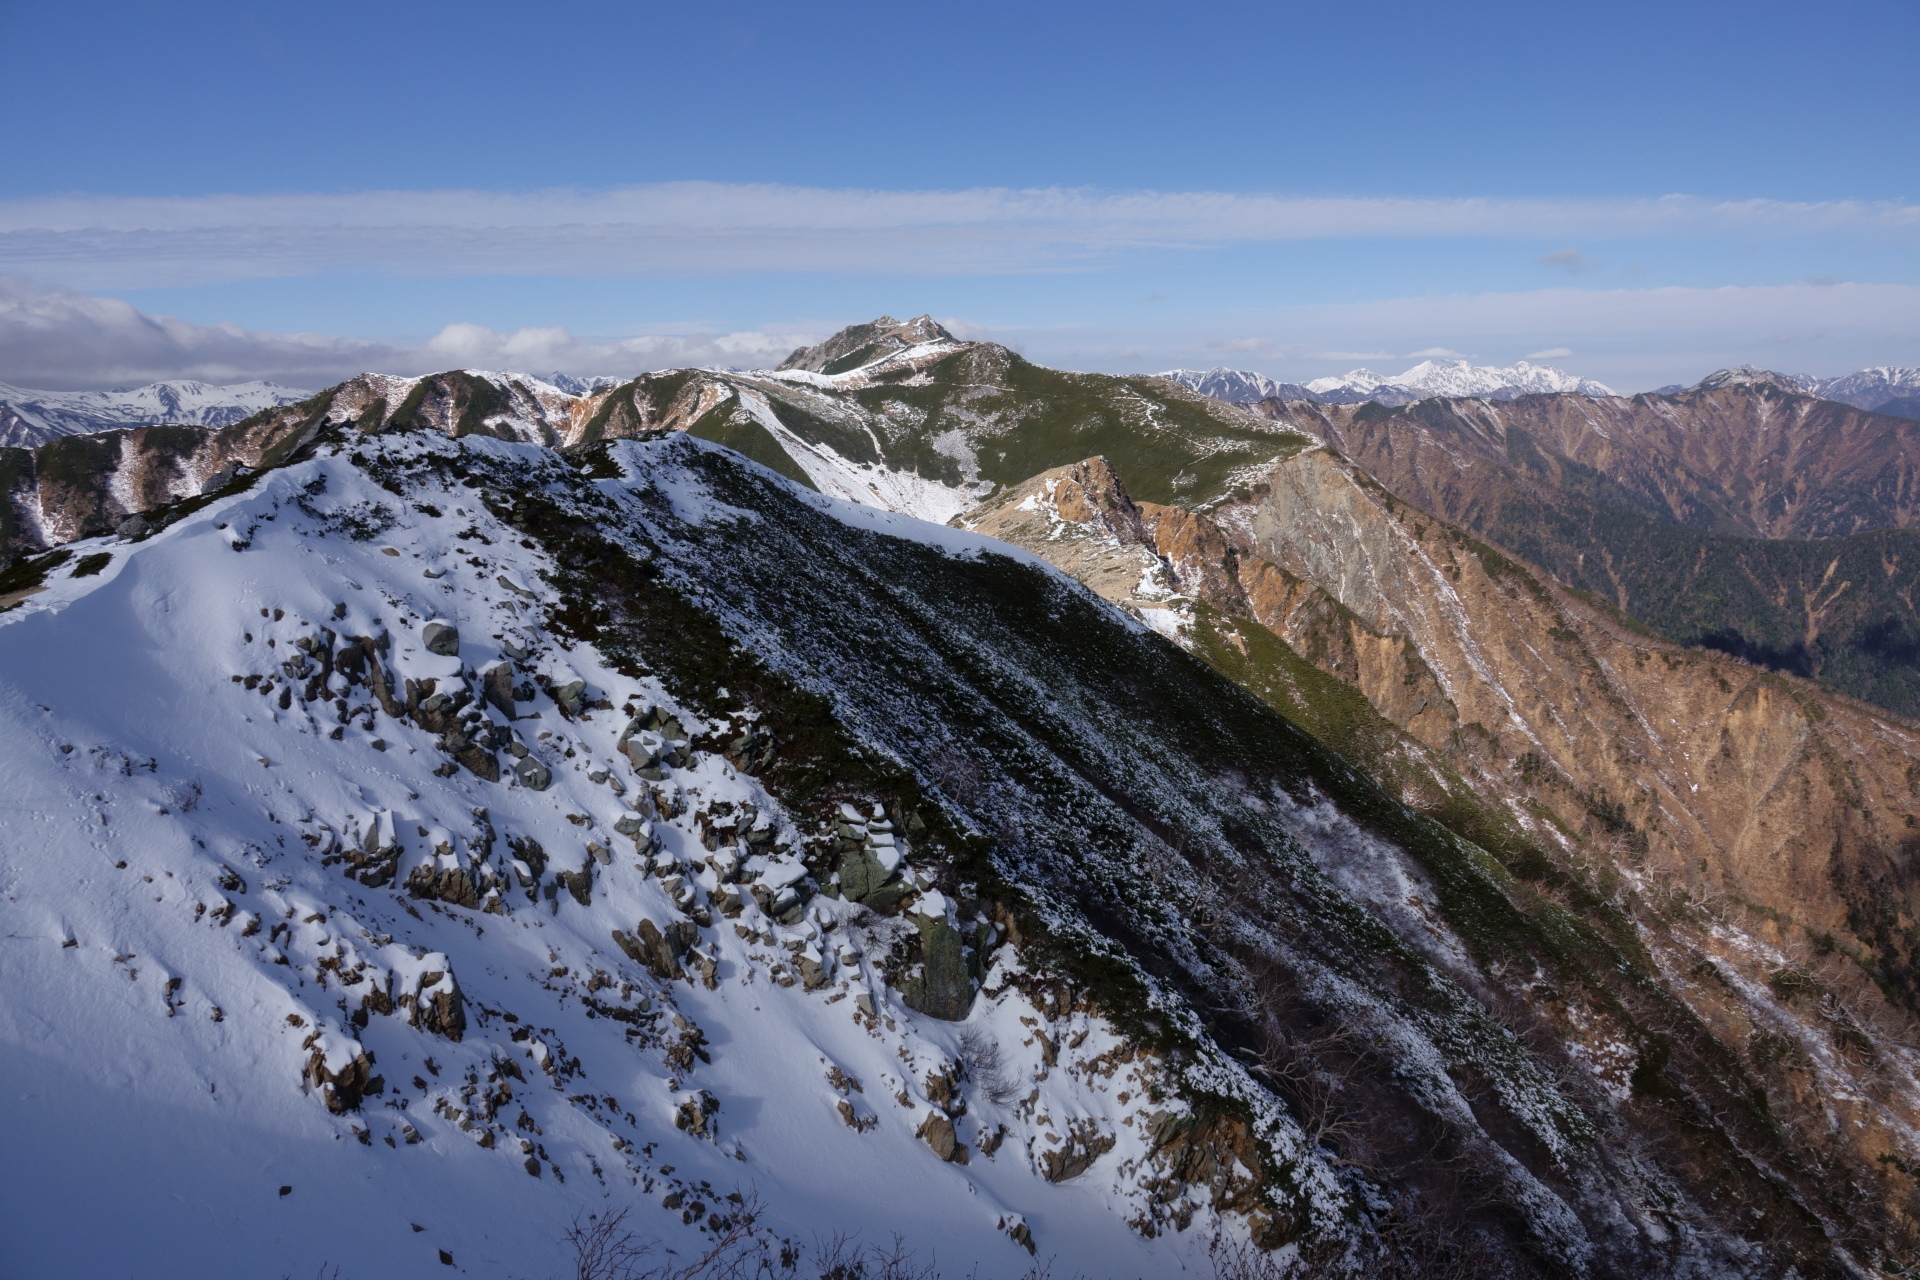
[899,904,973,1022]
[959,458,1169,611]
[0,370,601,558]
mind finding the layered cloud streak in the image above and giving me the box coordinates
[5,183,1918,288]
[0,276,807,390]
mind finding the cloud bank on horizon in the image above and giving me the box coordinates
[2,178,1915,391]
[5,270,1916,395]
[0,276,810,391]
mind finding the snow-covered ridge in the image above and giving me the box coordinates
[0,431,1329,1277]
[0,379,312,448]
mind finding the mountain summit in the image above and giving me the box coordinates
[777,314,954,375]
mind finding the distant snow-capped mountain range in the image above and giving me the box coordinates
[1160,359,1614,405]
[1162,360,1920,415]
[0,379,313,448]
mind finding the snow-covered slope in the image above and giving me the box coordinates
[0,435,1257,1278]
[0,379,312,448]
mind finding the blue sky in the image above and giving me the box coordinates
[0,0,1915,390]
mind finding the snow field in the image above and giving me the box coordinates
[0,437,1227,1279]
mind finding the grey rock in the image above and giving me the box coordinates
[116,514,152,540]
[421,621,460,657]
[480,662,515,719]
[900,910,974,1021]
[838,846,898,905]
[512,756,552,790]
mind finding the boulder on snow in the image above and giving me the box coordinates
[617,917,686,981]
[674,1090,719,1140]
[480,662,516,719]
[900,901,974,1021]
[421,621,460,657]
[552,678,587,718]
[512,755,552,790]
[305,1034,373,1113]
[917,1111,967,1163]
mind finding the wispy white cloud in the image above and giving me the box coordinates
[0,276,812,390]
[1524,346,1574,359]
[1406,346,1471,359]
[1,182,1915,289]
[1314,350,1395,361]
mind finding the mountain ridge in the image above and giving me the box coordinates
[0,377,312,448]
[11,321,1920,1273]
[2,417,1775,1278]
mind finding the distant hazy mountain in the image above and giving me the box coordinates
[1808,366,1920,412]
[534,372,624,395]
[1153,367,1316,403]
[1161,359,1614,405]
[0,379,310,448]
[1683,365,1920,415]
[1305,359,1616,402]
